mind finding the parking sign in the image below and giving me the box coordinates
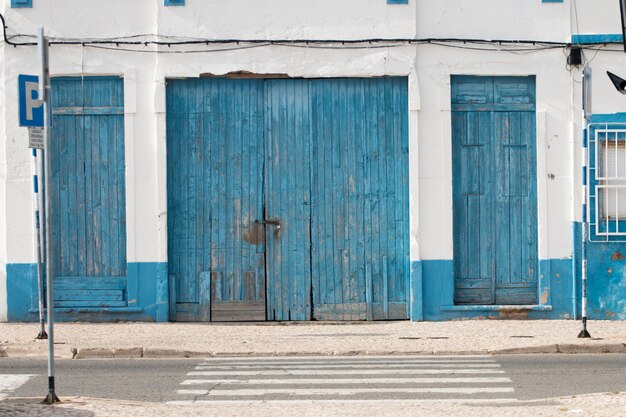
[18,74,44,127]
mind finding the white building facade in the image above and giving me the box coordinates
[1,0,624,322]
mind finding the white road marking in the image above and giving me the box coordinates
[205,387,516,396]
[167,398,520,406]
[0,375,33,400]
[197,359,498,366]
[194,363,501,370]
[198,355,494,362]
[188,369,505,376]
[180,376,512,385]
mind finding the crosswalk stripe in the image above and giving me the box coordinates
[197,359,497,366]
[197,355,495,364]
[204,387,516,396]
[200,355,494,360]
[188,369,505,376]
[194,363,501,370]
[180,376,512,385]
[167,398,520,406]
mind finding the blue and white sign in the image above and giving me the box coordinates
[18,74,44,127]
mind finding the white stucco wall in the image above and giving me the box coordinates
[572,0,622,35]
[584,52,626,116]
[415,0,570,42]
[415,44,576,260]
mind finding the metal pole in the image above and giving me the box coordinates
[32,148,47,340]
[579,66,592,339]
[39,27,60,404]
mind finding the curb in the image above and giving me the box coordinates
[1,343,625,359]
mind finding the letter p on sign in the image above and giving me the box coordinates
[18,74,44,127]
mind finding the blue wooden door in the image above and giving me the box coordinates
[50,76,127,307]
[309,78,409,320]
[452,76,538,305]
[167,77,409,321]
[167,79,266,321]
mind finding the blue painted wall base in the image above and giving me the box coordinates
[573,222,626,319]
[409,222,625,321]
[7,222,626,322]
[6,263,168,322]
[412,259,575,320]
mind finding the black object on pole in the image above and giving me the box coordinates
[607,71,626,95]
[38,27,60,405]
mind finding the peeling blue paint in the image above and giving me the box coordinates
[6,262,168,322]
[574,221,626,319]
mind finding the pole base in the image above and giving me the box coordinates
[35,330,48,340]
[42,392,61,404]
[577,329,592,338]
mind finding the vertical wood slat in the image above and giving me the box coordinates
[265,79,312,321]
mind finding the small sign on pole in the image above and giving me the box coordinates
[29,127,45,149]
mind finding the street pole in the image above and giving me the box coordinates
[39,27,60,404]
[578,65,592,339]
[32,148,47,340]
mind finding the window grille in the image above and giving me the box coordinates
[588,123,626,241]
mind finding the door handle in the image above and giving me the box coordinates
[261,218,281,230]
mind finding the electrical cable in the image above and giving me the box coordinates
[1,11,621,54]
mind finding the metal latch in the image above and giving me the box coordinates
[261,218,281,230]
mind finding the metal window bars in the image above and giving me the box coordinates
[588,123,626,241]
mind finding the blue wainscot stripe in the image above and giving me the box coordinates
[387,0,409,4]
[413,257,576,321]
[572,34,624,44]
[164,0,184,6]
[590,113,626,124]
[409,261,423,321]
[6,263,168,322]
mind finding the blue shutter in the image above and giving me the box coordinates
[451,76,538,305]
[11,0,32,8]
[50,76,127,308]
[165,0,184,6]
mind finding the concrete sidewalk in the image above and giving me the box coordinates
[2,392,626,417]
[1,320,626,359]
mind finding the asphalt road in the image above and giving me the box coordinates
[1,354,625,403]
